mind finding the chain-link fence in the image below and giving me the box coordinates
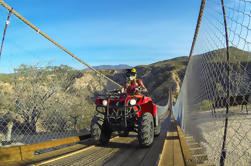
[0,2,121,147]
[174,0,251,165]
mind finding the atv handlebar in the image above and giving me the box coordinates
[107,88,147,95]
[97,88,148,98]
[133,88,148,95]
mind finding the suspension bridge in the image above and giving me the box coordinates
[0,0,250,166]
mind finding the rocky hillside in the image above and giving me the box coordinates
[135,56,188,105]
[99,56,189,105]
[97,47,251,105]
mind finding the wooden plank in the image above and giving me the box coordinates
[173,131,185,166]
[0,146,22,162]
[185,136,194,139]
[159,129,175,165]
[193,154,208,163]
[22,136,80,152]
[188,143,199,146]
[0,134,90,163]
[177,125,197,166]
[186,140,197,144]
[189,147,204,155]
[188,144,200,148]
[158,118,185,166]
[20,136,81,160]
[197,164,215,166]
[6,144,91,166]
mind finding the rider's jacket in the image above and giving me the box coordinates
[126,79,143,94]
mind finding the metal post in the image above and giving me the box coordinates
[220,0,230,165]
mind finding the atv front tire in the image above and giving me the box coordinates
[138,112,154,147]
[154,115,161,137]
[100,121,112,145]
[90,115,103,143]
[118,131,129,137]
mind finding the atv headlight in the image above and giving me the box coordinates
[102,100,108,106]
[129,99,137,105]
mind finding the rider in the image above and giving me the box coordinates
[121,68,148,94]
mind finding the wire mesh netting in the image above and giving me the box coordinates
[0,4,121,147]
[174,0,251,165]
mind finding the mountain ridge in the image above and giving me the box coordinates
[84,64,132,70]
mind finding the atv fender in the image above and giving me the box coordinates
[153,105,158,126]
[153,105,157,116]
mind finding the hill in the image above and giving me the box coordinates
[84,64,132,70]
[1,46,249,106]
[199,46,251,62]
[99,56,189,105]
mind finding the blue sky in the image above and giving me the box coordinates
[0,0,201,73]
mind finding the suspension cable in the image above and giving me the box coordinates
[0,0,122,88]
[189,0,206,59]
[0,7,12,57]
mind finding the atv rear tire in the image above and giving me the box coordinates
[154,115,161,137]
[118,131,129,137]
[138,112,154,147]
[90,114,103,144]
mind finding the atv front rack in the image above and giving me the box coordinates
[96,104,141,116]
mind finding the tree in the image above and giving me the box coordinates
[13,64,59,133]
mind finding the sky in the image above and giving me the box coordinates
[0,0,201,73]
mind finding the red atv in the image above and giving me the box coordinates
[90,89,161,147]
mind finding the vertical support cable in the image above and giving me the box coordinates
[0,8,12,57]
[220,0,230,165]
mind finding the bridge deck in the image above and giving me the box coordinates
[159,118,185,166]
[159,114,197,166]
[0,112,206,166]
